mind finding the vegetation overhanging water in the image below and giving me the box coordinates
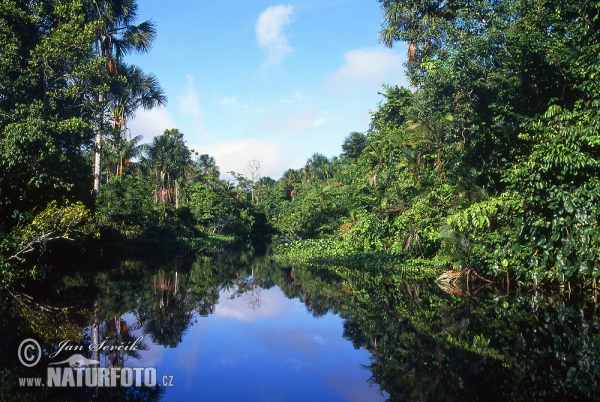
[2,0,600,399]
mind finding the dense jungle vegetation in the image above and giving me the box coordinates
[2,0,600,289]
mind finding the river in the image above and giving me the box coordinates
[1,245,599,401]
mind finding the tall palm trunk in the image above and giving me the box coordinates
[90,1,158,194]
[92,301,100,369]
[93,93,103,194]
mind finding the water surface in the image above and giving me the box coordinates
[132,286,384,401]
[1,246,599,401]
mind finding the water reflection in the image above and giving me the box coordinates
[1,246,599,401]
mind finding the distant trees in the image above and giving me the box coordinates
[341,132,368,159]
[141,129,192,208]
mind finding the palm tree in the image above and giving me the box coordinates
[108,63,166,141]
[280,168,302,200]
[378,0,438,90]
[106,62,166,178]
[141,129,192,208]
[89,0,157,193]
[303,153,330,182]
[117,134,144,178]
[196,154,220,181]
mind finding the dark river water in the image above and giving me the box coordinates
[1,245,599,401]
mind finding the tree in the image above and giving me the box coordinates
[106,62,166,179]
[303,153,331,182]
[341,132,368,159]
[279,169,302,200]
[88,0,157,193]
[141,129,192,209]
[195,154,220,180]
[375,0,600,283]
[247,159,261,203]
[377,0,578,179]
[0,0,98,230]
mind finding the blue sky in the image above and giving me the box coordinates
[127,1,408,179]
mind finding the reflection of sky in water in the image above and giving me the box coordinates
[132,286,386,401]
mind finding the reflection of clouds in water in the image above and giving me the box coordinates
[213,287,291,322]
[220,347,249,365]
[253,328,332,361]
[311,334,327,346]
[120,313,164,368]
[177,342,203,389]
[177,342,201,372]
[250,325,385,401]
[321,364,387,402]
[119,289,385,401]
[129,343,164,368]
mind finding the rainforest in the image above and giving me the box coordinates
[1,0,599,401]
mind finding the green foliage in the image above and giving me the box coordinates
[268,0,600,286]
[447,193,520,233]
[95,172,153,236]
[0,0,98,229]
[140,128,193,206]
[274,180,349,239]
[341,132,368,159]
[2,0,600,290]
[186,180,255,238]
[1,200,95,287]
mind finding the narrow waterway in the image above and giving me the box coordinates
[1,245,599,401]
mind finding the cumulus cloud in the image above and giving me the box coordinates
[197,138,293,179]
[128,107,178,141]
[255,4,294,68]
[177,74,212,139]
[178,74,203,120]
[323,47,409,95]
[219,96,251,113]
[259,103,334,134]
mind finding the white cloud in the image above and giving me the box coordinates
[197,138,292,179]
[259,103,334,134]
[255,5,294,68]
[219,96,250,112]
[177,74,212,139]
[128,107,178,141]
[178,74,203,120]
[323,46,409,95]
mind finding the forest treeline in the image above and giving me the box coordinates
[271,0,600,287]
[1,0,600,288]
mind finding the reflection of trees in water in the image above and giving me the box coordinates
[98,317,147,368]
[0,298,164,401]
[153,271,180,308]
[227,267,262,309]
[7,247,599,400]
[0,250,251,400]
[298,291,333,317]
[198,247,282,311]
[136,270,213,348]
[7,289,87,342]
[274,263,600,401]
